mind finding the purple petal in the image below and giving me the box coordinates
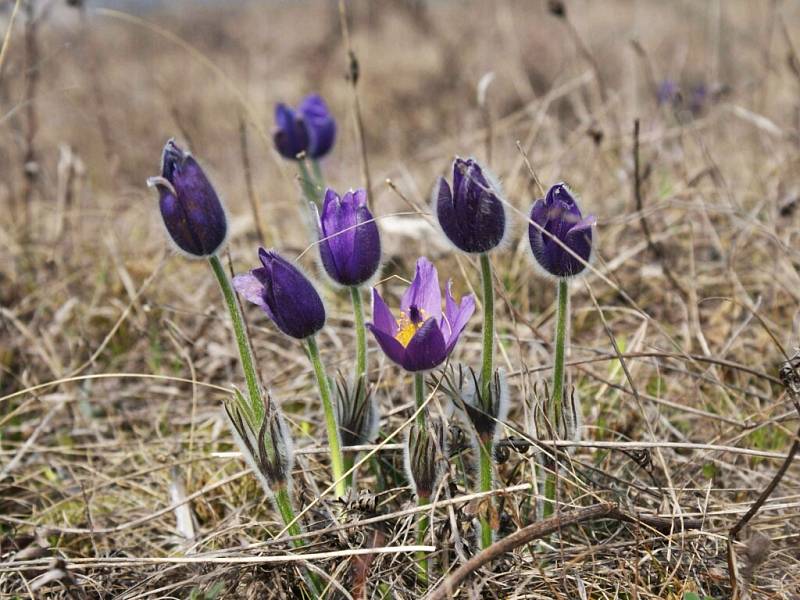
[402,319,447,372]
[444,291,475,354]
[273,103,309,159]
[299,94,336,159]
[371,288,398,336]
[400,257,442,322]
[368,323,407,367]
[232,272,274,324]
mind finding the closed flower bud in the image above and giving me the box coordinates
[147,139,227,258]
[225,393,295,494]
[273,94,336,160]
[528,183,596,278]
[435,157,506,254]
[233,248,326,340]
[404,419,447,500]
[317,188,381,287]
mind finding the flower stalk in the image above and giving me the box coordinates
[307,335,347,498]
[209,254,263,427]
[351,286,367,380]
[543,277,569,518]
[478,253,495,548]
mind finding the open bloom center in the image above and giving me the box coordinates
[395,305,426,347]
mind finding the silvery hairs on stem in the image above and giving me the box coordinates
[404,418,448,501]
[442,364,510,449]
[224,391,294,497]
[531,379,583,445]
[334,373,379,447]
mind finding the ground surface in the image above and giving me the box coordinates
[1,0,800,598]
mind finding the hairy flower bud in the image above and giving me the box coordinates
[317,188,381,287]
[444,365,509,447]
[147,139,227,258]
[233,248,326,340]
[528,183,595,279]
[273,94,336,160]
[335,374,379,447]
[435,157,506,254]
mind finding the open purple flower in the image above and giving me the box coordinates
[233,248,326,340]
[528,183,595,279]
[367,258,475,372]
[273,94,336,160]
[317,188,381,287]
[147,139,227,258]
[435,157,506,254]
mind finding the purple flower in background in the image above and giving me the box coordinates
[147,139,227,258]
[656,79,680,106]
[435,157,506,253]
[368,257,475,372]
[273,94,336,160]
[233,248,326,340]
[317,188,381,287]
[528,183,595,279]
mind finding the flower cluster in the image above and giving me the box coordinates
[148,90,598,577]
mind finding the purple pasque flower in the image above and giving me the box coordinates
[435,157,506,254]
[273,94,336,160]
[528,183,595,279]
[656,79,680,106]
[367,257,475,372]
[317,188,381,287]
[147,139,227,258]
[233,248,326,340]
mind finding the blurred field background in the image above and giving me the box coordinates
[2,0,800,597]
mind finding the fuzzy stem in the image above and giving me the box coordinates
[273,486,302,542]
[350,286,367,381]
[311,158,324,187]
[307,335,347,498]
[543,277,569,518]
[479,253,494,401]
[416,494,430,583]
[414,372,426,429]
[297,159,320,207]
[208,255,263,427]
[478,436,494,549]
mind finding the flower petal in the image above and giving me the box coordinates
[299,94,336,159]
[400,257,442,322]
[402,318,447,372]
[443,288,475,354]
[371,288,398,336]
[367,323,406,366]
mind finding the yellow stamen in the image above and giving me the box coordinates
[395,309,426,347]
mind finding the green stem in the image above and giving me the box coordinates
[208,255,263,427]
[414,372,425,430]
[297,159,320,207]
[543,277,569,518]
[307,335,347,498]
[311,158,324,187]
[479,253,494,400]
[209,255,318,593]
[478,436,494,549]
[416,494,430,583]
[350,286,367,381]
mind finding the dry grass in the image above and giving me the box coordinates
[1,0,800,597]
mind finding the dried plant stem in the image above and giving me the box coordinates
[306,335,347,498]
[351,286,367,380]
[208,255,263,427]
[543,277,568,519]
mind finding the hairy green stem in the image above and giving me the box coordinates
[209,255,263,427]
[416,494,430,583]
[209,255,317,593]
[311,158,324,188]
[297,159,320,207]
[350,286,367,381]
[414,372,426,429]
[479,253,494,400]
[307,335,347,498]
[543,277,569,518]
[478,437,494,549]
